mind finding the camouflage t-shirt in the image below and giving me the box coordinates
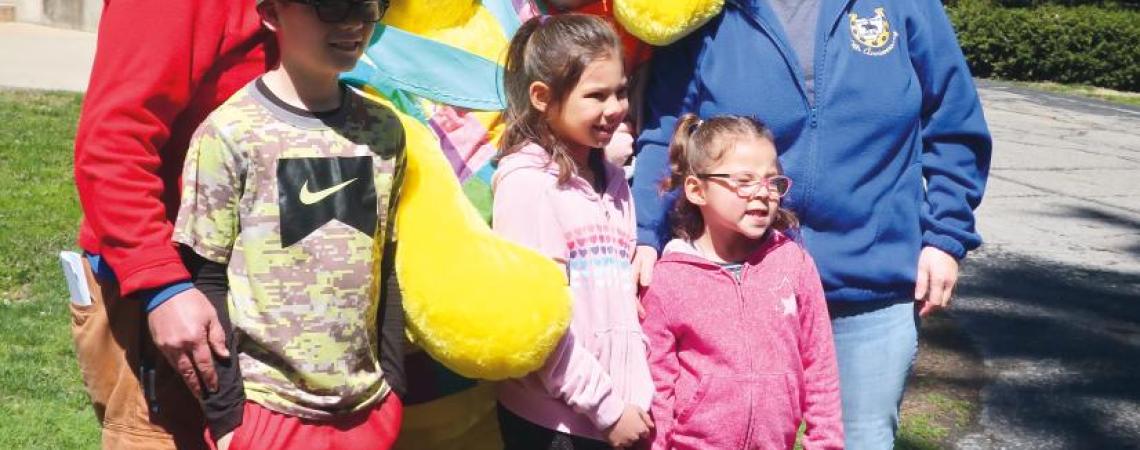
[174,79,406,419]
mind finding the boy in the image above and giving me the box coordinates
[174,0,407,448]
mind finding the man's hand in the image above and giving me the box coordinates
[631,245,658,319]
[604,404,654,448]
[147,287,228,397]
[915,246,960,317]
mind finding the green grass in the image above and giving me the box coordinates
[1001,79,1140,107]
[793,392,968,450]
[924,393,973,428]
[896,414,947,450]
[897,392,975,450]
[0,89,100,449]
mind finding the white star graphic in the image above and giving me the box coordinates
[781,295,797,316]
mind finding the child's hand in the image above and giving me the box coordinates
[631,245,658,319]
[604,404,654,448]
[915,246,960,317]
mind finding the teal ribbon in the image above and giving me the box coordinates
[341,0,526,114]
[483,0,522,36]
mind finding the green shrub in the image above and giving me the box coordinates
[990,1,1138,6]
[947,0,1140,91]
[945,0,1140,7]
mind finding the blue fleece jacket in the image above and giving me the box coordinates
[632,0,992,302]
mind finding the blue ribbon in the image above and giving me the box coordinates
[341,0,524,113]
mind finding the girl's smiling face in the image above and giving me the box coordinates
[532,52,629,154]
[686,137,783,241]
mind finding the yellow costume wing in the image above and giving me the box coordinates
[364,90,572,381]
[614,0,724,46]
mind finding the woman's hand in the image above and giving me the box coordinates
[915,246,960,317]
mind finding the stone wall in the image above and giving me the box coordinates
[13,0,101,31]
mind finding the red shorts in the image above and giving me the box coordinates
[210,395,403,450]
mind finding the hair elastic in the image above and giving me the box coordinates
[688,118,704,135]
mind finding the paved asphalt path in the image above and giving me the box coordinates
[954,81,1140,450]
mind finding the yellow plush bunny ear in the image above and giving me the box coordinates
[613,0,724,46]
[384,96,572,380]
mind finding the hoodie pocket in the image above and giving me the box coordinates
[743,373,799,449]
[672,376,747,449]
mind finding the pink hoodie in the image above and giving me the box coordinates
[492,143,654,440]
[642,235,844,450]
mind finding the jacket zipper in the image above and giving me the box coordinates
[729,0,815,125]
[729,0,855,250]
[729,0,823,249]
[731,263,754,449]
[732,266,751,372]
[727,0,854,123]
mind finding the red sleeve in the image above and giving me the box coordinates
[74,0,230,296]
[795,251,845,449]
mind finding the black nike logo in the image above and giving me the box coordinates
[277,156,377,247]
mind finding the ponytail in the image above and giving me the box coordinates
[661,114,702,192]
[662,114,707,241]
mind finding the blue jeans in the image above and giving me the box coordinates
[828,299,919,450]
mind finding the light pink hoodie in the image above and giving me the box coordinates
[642,235,844,450]
[492,143,654,440]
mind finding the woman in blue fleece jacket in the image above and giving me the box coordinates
[630,1,991,448]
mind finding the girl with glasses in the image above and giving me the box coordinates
[641,114,844,449]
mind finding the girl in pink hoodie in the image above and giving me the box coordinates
[490,14,655,450]
[641,114,844,450]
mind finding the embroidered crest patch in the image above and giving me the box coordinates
[849,7,898,56]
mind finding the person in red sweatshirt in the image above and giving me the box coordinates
[71,1,276,448]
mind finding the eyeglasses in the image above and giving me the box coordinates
[287,0,387,23]
[695,172,792,198]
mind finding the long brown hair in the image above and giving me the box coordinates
[498,14,623,185]
[662,114,799,241]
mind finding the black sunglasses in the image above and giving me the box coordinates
[287,0,388,23]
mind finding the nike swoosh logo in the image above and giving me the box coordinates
[299,178,358,205]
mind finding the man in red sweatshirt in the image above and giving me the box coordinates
[71,1,276,448]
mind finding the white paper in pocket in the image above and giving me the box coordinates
[59,251,92,307]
